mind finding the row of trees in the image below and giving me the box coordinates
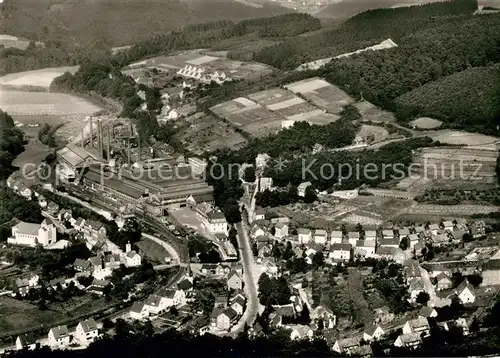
[0,110,26,180]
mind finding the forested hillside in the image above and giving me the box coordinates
[320,14,500,108]
[250,0,478,69]
[0,13,319,76]
[394,65,500,133]
[0,0,290,46]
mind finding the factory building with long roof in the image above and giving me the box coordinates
[81,163,214,214]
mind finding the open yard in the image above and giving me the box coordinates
[174,113,247,154]
[354,100,395,122]
[0,66,79,89]
[423,130,500,147]
[410,117,443,129]
[0,296,65,336]
[0,34,31,50]
[0,90,102,116]
[356,124,390,143]
[136,238,171,264]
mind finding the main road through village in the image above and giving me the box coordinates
[228,219,259,336]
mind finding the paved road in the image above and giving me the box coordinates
[228,220,259,336]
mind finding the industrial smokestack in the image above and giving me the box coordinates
[128,138,131,167]
[138,138,141,161]
[81,128,85,148]
[98,120,103,159]
[89,116,94,148]
[107,126,111,161]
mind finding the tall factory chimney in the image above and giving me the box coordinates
[138,138,141,161]
[89,116,94,148]
[97,121,103,158]
[81,128,85,148]
[107,126,111,160]
[127,138,131,167]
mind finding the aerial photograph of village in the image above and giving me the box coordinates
[0,0,500,356]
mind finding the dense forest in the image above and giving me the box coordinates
[394,65,500,133]
[0,110,26,180]
[250,0,478,69]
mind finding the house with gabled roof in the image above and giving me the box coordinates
[347,232,360,247]
[394,332,422,349]
[379,236,400,248]
[289,324,313,341]
[330,230,343,244]
[364,230,376,241]
[314,229,328,245]
[311,305,336,329]
[419,306,438,319]
[76,318,99,344]
[15,334,38,351]
[130,302,148,320]
[455,279,476,304]
[442,221,454,232]
[48,325,71,348]
[253,207,265,221]
[435,272,452,291]
[230,295,246,315]
[274,222,288,238]
[429,223,439,235]
[402,317,430,336]
[399,227,410,238]
[332,336,372,356]
[227,270,243,290]
[298,228,312,244]
[354,240,376,258]
[250,225,266,239]
[217,307,239,331]
[363,324,385,342]
[408,278,425,301]
[329,243,351,262]
[157,288,186,307]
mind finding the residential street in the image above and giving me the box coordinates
[229,220,259,336]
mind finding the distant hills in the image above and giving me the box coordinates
[0,0,291,46]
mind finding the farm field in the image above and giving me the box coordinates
[211,77,350,137]
[0,34,31,50]
[356,124,390,143]
[410,117,442,129]
[423,130,500,147]
[0,66,79,89]
[396,146,499,193]
[0,90,102,116]
[354,100,396,122]
[0,296,65,335]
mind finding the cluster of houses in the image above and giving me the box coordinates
[13,318,99,352]
[210,290,247,331]
[176,64,230,85]
[250,215,488,266]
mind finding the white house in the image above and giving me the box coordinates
[258,177,273,192]
[289,324,313,341]
[159,288,187,307]
[419,306,438,319]
[48,326,71,348]
[297,182,312,197]
[402,317,430,336]
[313,229,328,245]
[206,210,228,235]
[347,232,360,247]
[297,228,312,244]
[8,219,57,248]
[456,279,476,304]
[363,324,385,342]
[274,222,288,238]
[365,230,377,241]
[354,240,376,258]
[15,334,37,351]
[253,208,265,221]
[75,318,99,344]
[130,302,149,320]
[394,333,422,349]
[216,308,239,331]
[330,231,343,244]
[329,243,352,262]
[124,243,142,267]
[188,157,208,177]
